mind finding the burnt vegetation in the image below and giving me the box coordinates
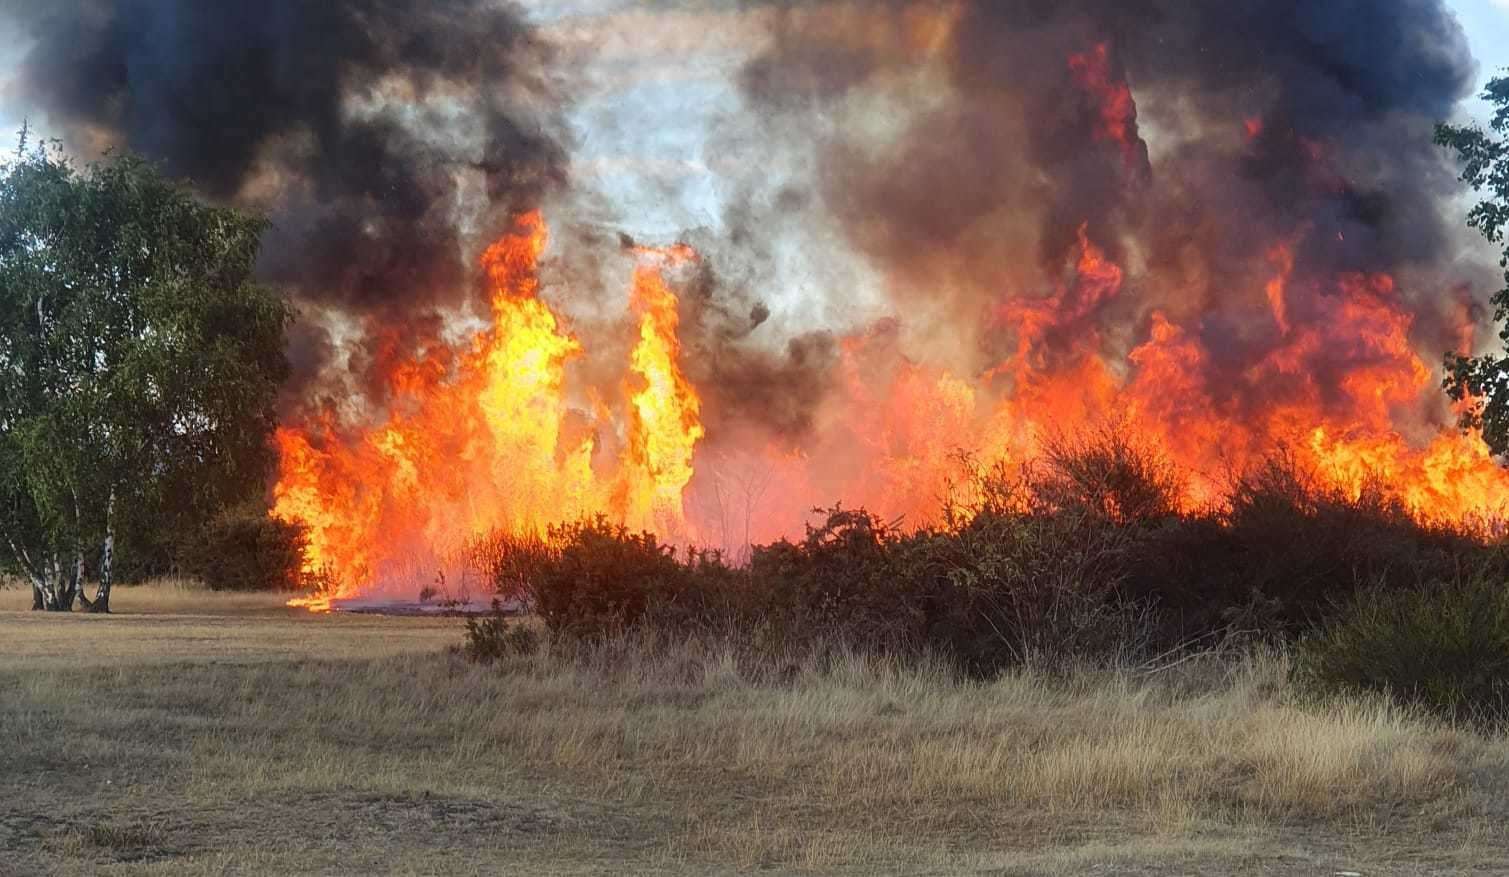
[469,430,1509,723]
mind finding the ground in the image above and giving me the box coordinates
[4,582,1509,876]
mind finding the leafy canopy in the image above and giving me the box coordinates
[1438,75,1509,457]
[0,145,291,603]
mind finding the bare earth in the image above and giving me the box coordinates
[4,582,1509,876]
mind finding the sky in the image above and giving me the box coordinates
[0,0,1505,247]
[1453,0,1509,118]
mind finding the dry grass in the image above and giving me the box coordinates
[3,586,1508,875]
[0,577,294,615]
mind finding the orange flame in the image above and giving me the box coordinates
[274,213,704,609]
[1068,42,1139,166]
[275,202,1509,611]
[623,244,706,534]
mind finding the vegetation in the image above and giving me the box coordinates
[176,505,310,592]
[468,432,1508,721]
[1299,574,1509,725]
[0,146,294,610]
[5,586,1509,874]
[1438,73,1509,456]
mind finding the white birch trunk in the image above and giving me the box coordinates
[90,490,115,613]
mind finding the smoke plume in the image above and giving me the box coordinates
[4,0,1505,595]
[2,0,566,395]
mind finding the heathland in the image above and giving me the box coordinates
[5,581,1509,876]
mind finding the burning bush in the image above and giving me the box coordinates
[474,431,1508,680]
[1219,459,1494,628]
[1031,427,1184,524]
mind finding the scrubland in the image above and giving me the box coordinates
[5,582,1509,876]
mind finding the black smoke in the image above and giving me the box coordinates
[2,0,566,393]
[734,0,1482,423]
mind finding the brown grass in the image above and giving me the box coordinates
[3,583,1507,875]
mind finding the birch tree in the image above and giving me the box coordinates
[0,147,290,611]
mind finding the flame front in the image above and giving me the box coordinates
[272,36,1509,611]
[624,244,706,534]
[274,213,705,609]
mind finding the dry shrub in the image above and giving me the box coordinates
[1298,574,1509,725]
[1220,456,1491,627]
[469,430,1506,683]
[1033,426,1184,524]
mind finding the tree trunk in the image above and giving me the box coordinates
[39,555,76,611]
[85,491,115,614]
[7,535,48,611]
[57,554,76,611]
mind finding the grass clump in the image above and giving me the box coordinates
[463,601,540,662]
[1298,574,1509,725]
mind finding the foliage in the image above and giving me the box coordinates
[1118,454,1496,639]
[1437,75,1509,457]
[1033,427,1183,523]
[746,506,919,650]
[463,601,540,663]
[1298,574,1509,725]
[177,506,308,591]
[476,428,1508,678]
[527,517,685,639]
[0,145,291,610]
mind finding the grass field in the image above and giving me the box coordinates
[4,582,1509,875]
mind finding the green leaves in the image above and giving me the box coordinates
[1438,76,1509,460]
[0,146,291,590]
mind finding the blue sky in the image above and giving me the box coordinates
[1452,0,1509,120]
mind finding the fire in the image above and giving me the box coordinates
[274,213,705,609]
[277,201,1509,611]
[272,37,1509,612]
[1068,42,1140,166]
[623,244,706,533]
[1265,244,1294,335]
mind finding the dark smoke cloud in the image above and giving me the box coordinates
[2,0,566,393]
[735,0,1480,413]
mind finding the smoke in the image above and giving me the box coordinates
[729,0,1482,411]
[3,0,1502,558]
[1,0,566,394]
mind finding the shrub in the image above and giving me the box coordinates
[529,517,685,639]
[1112,455,1503,641]
[1221,457,1492,630]
[1032,427,1184,524]
[1297,574,1509,724]
[464,434,1507,681]
[469,528,553,605]
[464,601,540,662]
[748,506,920,650]
[178,506,309,591]
[899,506,1151,674]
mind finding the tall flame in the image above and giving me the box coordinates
[623,243,706,534]
[274,213,704,609]
[272,38,1509,609]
